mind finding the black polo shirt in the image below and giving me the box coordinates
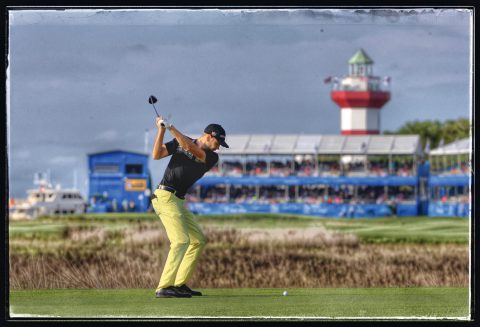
[159,137,218,198]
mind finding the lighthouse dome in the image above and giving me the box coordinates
[349,48,374,76]
[348,48,374,64]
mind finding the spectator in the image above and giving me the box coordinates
[111,198,118,212]
[128,200,136,212]
[347,203,356,218]
[388,197,397,217]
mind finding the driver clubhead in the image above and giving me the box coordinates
[148,95,160,117]
[148,95,158,104]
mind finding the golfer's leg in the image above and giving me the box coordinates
[152,190,190,292]
[174,204,207,286]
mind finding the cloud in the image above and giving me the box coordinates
[94,130,119,142]
[49,155,78,165]
[11,149,31,159]
[10,8,471,27]
[125,43,149,53]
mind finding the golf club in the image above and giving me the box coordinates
[148,95,160,117]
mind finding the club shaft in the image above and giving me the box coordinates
[152,104,160,117]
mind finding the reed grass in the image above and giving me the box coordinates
[9,223,468,289]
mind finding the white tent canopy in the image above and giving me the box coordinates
[218,134,422,156]
[429,137,471,156]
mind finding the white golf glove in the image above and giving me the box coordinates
[156,116,173,130]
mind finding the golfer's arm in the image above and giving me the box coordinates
[152,128,169,160]
[169,126,206,162]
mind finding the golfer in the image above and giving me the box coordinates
[150,115,228,298]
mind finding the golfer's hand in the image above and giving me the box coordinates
[155,117,165,130]
[156,116,172,130]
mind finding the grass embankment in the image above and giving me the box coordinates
[9,287,469,318]
[9,214,469,289]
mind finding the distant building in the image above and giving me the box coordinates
[87,150,152,213]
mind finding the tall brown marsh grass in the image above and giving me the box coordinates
[9,223,468,289]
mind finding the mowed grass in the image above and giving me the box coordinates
[199,215,469,243]
[317,217,469,243]
[9,213,469,244]
[9,287,469,319]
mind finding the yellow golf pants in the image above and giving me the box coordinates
[151,189,206,292]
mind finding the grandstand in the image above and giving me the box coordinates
[187,134,429,218]
[427,137,470,217]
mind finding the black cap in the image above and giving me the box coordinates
[204,123,229,148]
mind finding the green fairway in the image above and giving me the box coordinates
[9,287,469,319]
[317,217,469,243]
[9,214,469,244]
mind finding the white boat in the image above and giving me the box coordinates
[9,178,86,220]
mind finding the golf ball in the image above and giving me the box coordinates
[283,291,288,296]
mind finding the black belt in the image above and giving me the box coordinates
[153,185,185,200]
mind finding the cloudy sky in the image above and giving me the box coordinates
[7,8,472,198]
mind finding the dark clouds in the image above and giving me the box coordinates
[8,9,472,198]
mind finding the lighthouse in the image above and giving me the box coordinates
[327,49,391,135]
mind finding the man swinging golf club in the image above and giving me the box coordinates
[150,112,228,298]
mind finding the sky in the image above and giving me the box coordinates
[7,8,472,198]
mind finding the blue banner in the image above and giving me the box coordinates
[397,203,418,216]
[196,176,417,187]
[187,203,418,218]
[428,202,470,217]
[428,175,470,186]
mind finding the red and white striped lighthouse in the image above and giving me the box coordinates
[327,49,391,135]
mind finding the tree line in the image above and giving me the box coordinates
[383,118,470,150]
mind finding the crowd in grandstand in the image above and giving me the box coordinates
[437,194,470,203]
[429,184,469,204]
[434,162,470,176]
[186,185,416,205]
[429,152,470,176]
[205,157,416,177]
[192,154,468,207]
[194,156,420,205]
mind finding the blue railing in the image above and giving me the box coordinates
[428,175,470,186]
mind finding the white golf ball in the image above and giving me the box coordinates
[283,291,288,296]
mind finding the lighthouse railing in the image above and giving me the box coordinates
[330,76,390,92]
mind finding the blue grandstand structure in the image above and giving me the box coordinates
[87,150,152,213]
[427,138,470,217]
[186,134,434,218]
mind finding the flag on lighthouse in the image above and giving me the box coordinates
[324,76,332,84]
[383,76,391,85]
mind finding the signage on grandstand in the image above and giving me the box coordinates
[124,179,147,191]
